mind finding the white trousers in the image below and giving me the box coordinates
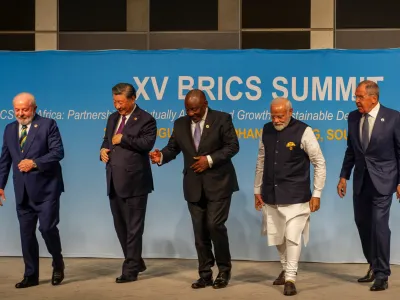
[261,202,311,282]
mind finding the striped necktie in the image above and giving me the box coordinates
[20,125,27,150]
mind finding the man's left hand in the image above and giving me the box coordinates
[396,185,400,200]
[18,159,35,172]
[309,197,320,212]
[190,156,209,173]
[112,134,123,145]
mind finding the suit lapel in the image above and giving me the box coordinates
[21,117,40,157]
[12,122,21,155]
[198,108,216,152]
[124,105,141,130]
[109,113,120,143]
[184,117,196,153]
[355,113,363,152]
[368,106,385,150]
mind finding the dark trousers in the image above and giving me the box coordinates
[17,189,64,277]
[109,184,148,278]
[353,171,392,280]
[187,192,232,279]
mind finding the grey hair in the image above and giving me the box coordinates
[270,97,292,111]
[13,92,37,107]
[358,80,379,100]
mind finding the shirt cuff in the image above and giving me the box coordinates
[312,190,322,198]
[157,153,163,166]
[254,187,262,194]
[207,155,213,168]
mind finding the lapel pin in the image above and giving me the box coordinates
[134,117,137,121]
[206,124,209,128]
[34,124,38,128]
[381,118,385,122]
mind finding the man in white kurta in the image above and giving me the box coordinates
[254,97,326,296]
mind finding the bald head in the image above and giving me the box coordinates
[184,89,208,123]
[13,92,37,125]
[270,97,293,131]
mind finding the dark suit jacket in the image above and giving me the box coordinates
[101,105,157,198]
[161,108,239,202]
[340,105,400,196]
[0,114,64,204]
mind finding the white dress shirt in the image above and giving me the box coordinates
[254,125,326,198]
[159,108,213,167]
[191,108,213,167]
[359,102,380,141]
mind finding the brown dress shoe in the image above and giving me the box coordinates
[273,271,285,285]
[358,267,375,283]
[283,281,297,296]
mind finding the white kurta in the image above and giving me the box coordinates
[254,123,326,248]
[261,202,310,247]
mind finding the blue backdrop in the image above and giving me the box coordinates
[0,49,399,264]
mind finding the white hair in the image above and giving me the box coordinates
[13,92,37,107]
[270,97,292,110]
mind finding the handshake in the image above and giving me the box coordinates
[149,149,162,164]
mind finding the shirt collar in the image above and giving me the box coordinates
[367,102,380,118]
[121,104,136,120]
[191,107,208,125]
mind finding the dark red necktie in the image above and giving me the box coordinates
[115,116,126,134]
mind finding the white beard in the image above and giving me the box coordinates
[16,116,34,126]
[273,124,285,131]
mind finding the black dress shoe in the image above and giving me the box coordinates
[139,264,146,273]
[15,276,39,289]
[52,269,64,286]
[191,277,213,289]
[115,274,137,283]
[283,281,297,296]
[273,271,285,285]
[358,267,375,282]
[370,279,388,291]
[212,272,231,289]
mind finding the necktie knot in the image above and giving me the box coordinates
[22,125,27,129]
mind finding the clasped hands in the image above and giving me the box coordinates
[148,149,209,173]
[18,159,35,173]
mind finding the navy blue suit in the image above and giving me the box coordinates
[101,105,156,278]
[0,114,64,277]
[340,105,400,280]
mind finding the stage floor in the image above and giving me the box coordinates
[0,257,399,299]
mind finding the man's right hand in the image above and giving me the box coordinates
[337,178,347,198]
[0,189,5,206]
[149,149,161,164]
[254,194,264,211]
[100,148,110,163]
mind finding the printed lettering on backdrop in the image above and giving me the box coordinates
[0,49,399,263]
